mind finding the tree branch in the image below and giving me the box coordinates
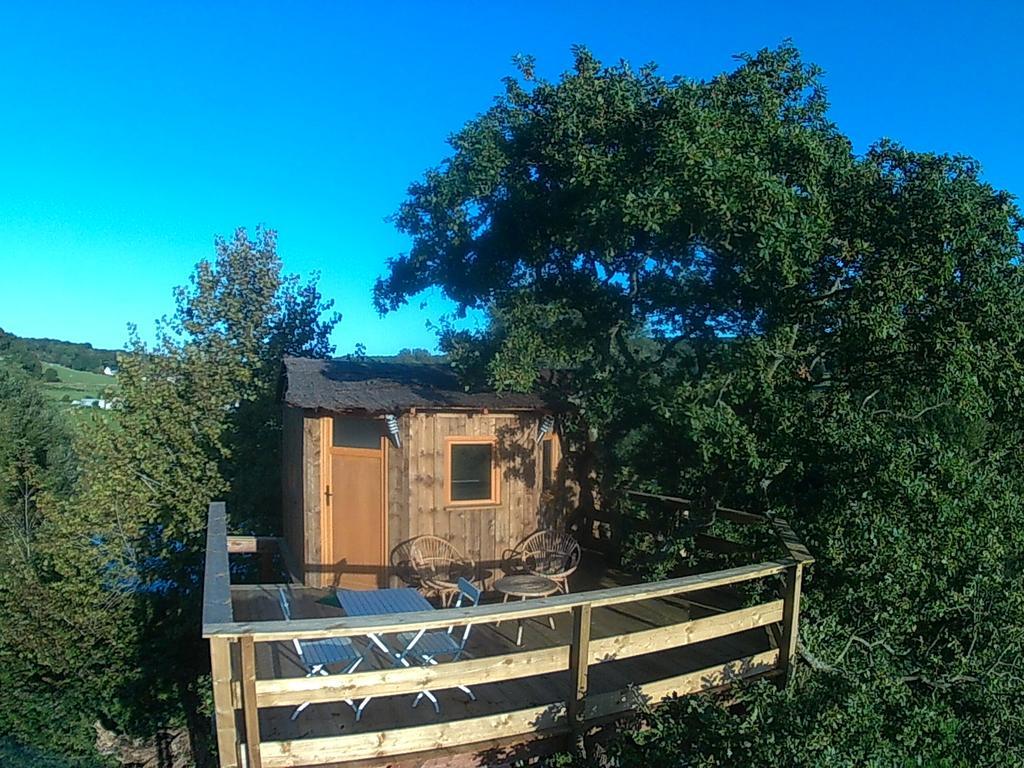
[802,276,850,304]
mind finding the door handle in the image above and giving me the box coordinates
[325,485,332,506]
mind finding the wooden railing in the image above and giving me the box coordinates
[203,500,812,768]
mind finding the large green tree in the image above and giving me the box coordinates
[377,45,1024,764]
[77,227,338,756]
[0,228,338,764]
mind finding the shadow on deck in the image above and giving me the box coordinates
[229,554,772,765]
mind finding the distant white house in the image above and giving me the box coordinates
[72,397,114,410]
[103,365,118,376]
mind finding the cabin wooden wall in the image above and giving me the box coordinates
[285,409,570,588]
[302,412,325,585]
[281,405,326,586]
[387,415,412,586]
[281,405,305,582]
[395,411,568,586]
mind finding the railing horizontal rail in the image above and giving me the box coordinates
[694,532,752,554]
[769,515,815,564]
[252,598,784,707]
[588,599,783,664]
[226,535,282,554]
[623,489,769,526]
[256,650,779,767]
[203,501,233,629]
[716,506,769,526]
[203,559,792,640]
[257,645,571,707]
[583,648,779,718]
[259,701,566,768]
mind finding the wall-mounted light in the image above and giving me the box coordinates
[536,414,555,443]
[385,414,402,448]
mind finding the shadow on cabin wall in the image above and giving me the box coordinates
[494,416,580,531]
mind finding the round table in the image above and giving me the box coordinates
[493,574,560,646]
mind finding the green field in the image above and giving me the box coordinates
[41,362,117,403]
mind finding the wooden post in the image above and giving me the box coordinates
[567,604,592,730]
[209,638,239,768]
[239,635,262,768]
[778,562,804,681]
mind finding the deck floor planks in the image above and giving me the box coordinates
[230,560,772,749]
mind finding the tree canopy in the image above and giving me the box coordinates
[378,45,1024,764]
[0,228,339,764]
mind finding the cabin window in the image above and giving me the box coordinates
[446,438,499,505]
[332,417,385,450]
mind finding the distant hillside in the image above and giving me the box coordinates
[0,329,121,408]
[20,334,120,373]
[0,328,121,377]
[40,362,118,405]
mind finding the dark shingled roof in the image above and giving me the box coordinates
[282,357,552,414]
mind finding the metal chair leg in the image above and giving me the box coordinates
[516,595,527,646]
[342,657,363,713]
[420,689,440,713]
[291,664,326,719]
[496,593,509,627]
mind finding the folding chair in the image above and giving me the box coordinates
[394,577,482,713]
[278,587,365,720]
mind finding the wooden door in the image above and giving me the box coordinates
[326,417,387,589]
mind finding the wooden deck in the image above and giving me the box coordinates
[231,555,774,753]
[204,500,813,768]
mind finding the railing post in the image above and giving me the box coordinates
[239,635,262,768]
[209,638,239,768]
[567,603,592,737]
[778,562,804,681]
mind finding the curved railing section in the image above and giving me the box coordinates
[203,498,813,768]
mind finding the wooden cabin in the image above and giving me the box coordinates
[280,357,571,589]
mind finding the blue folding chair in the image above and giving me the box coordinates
[395,577,482,712]
[278,587,365,720]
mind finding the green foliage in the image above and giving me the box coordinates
[599,671,985,768]
[379,45,1024,764]
[386,347,441,364]
[0,371,133,760]
[0,739,108,768]
[0,369,75,570]
[0,227,339,762]
[0,328,44,378]
[83,225,338,578]
[71,226,339,742]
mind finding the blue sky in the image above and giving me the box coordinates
[1,1,1021,355]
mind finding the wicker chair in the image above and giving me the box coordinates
[409,535,476,606]
[512,530,581,594]
[390,539,421,589]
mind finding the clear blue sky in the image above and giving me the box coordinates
[1,1,1021,355]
